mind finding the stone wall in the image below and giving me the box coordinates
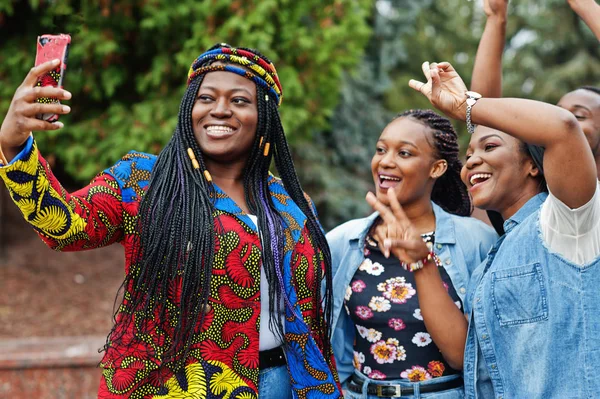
[0,336,104,398]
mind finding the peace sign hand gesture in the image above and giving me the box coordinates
[366,191,431,266]
[408,61,469,122]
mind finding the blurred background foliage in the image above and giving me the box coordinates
[0,0,598,230]
[0,0,372,177]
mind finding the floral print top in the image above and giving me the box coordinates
[344,232,462,382]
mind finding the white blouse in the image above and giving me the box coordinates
[540,182,600,265]
[248,215,284,351]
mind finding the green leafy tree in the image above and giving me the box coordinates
[304,0,432,229]
[0,0,371,180]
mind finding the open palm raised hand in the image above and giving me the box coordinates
[408,61,469,122]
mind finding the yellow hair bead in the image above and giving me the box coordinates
[259,136,264,147]
[263,142,270,156]
[192,159,200,169]
[187,148,196,161]
[203,170,213,182]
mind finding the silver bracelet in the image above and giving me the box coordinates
[466,91,482,134]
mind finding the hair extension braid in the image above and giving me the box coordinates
[270,105,334,352]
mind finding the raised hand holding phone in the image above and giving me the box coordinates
[34,34,70,122]
[0,59,72,164]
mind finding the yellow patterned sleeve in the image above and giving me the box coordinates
[0,140,125,251]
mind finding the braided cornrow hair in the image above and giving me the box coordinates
[395,109,472,217]
[104,44,334,373]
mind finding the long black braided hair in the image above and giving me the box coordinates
[103,46,334,372]
[394,109,472,217]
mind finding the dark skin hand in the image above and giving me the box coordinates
[0,59,72,162]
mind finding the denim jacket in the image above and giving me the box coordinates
[327,202,498,384]
[463,192,600,398]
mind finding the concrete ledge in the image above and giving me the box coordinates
[0,335,106,370]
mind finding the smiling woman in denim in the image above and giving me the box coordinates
[327,109,497,399]
[407,59,600,398]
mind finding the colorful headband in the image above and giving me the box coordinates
[187,45,283,106]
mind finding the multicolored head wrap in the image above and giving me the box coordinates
[187,43,283,106]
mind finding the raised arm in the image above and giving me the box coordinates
[0,59,71,163]
[0,60,125,251]
[410,61,597,209]
[568,0,600,41]
[471,0,509,97]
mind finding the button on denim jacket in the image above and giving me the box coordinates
[327,202,498,384]
[463,193,600,398]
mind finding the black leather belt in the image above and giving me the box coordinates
[348,374,463,398]
[259,346,286,370]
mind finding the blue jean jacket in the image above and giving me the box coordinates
[327,202,498,384]
[463,193,600,398]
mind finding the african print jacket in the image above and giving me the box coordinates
[0,137,341,399]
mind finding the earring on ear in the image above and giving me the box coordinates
[433,161,448,178]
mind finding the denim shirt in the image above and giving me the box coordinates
[327,202,498,384]
[463,192,600,398]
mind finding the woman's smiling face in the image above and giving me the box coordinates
[371,117,442,207]
[192,71,258,165]
[461,126,540,215]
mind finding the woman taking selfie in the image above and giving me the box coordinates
[0,44,341,399]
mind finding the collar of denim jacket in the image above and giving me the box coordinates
[431,202,456,244]
[503,192,549,234]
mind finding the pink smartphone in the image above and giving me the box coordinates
[34,34,71,122]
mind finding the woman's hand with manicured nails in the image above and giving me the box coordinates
[0,59,72,161]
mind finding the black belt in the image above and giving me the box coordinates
[348,374,463,398]
[259,346,286,370]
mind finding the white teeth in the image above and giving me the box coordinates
[380,175,401,182]
[206,125,234,134]
[470,173,492,186]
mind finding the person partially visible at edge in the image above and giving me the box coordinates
[327,108,497,398]
[472,0,600,181]
[405,59,600,398]
[567,0,600,41]
[0,44,342,399]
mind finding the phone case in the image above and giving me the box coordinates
[34,34,71,122]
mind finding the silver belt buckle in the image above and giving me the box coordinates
[376,384,402,398]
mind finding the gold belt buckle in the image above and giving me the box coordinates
[376,384,402,398]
